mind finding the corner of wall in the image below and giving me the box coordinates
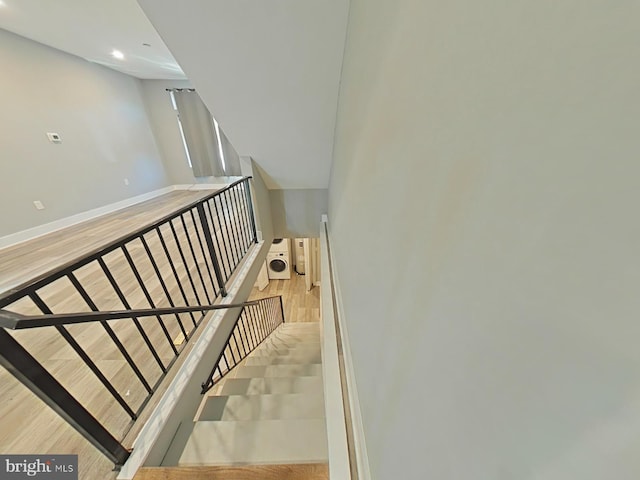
[240,156,274,244]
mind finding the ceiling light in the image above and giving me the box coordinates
[0,1,6,7]
[111,50,124,60]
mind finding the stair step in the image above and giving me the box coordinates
[273,333,320,340]
[256,339,320,349]
[232,364,322,379]
[278,322,320,330]
[218,377,324,396]
[269,332,320,342]
[244,355,321,366]
[133,463,328,480]
[252,345,321,357]
[251,344,320,354]
[198,393,324,421]
[179,419,328,466]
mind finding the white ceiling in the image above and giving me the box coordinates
[0,0,350,189]
[0,0,185,79]
[138,0,350,189]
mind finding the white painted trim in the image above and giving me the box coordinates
[321,217,371,480]
[0,183,229,251]
[0,186,172,251]
[320,225,350,479]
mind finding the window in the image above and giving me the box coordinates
[169,90,193,168]
[168,89,241,177]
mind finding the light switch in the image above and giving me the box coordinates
[33,200,45,210]
[46,132,62,144]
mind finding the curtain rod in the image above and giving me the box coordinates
[165,88,196,92]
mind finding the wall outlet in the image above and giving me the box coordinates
[46,132,62,144]
[123,178,129,186]
[33,200,45,210]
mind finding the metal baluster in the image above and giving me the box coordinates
[279,295,285,324]
[204,199,231,281]
[189,209,219,297]
[210,196,236,275]
[140,235,192,337]
[119,247,178,356]
[219,192,240,267]
[153,229,194,333]
[196,202,227,297]
[231,185,250,254]
[237,182,253,247]
[96,258,169,369]
[231,330,244,359]
[0,328,130,465]
[29,291,144,419]
[66,273,152,401]
[180,213,212,304]
[222,190,243,264]
[250,305,263,343]
[168,219,204,309]
[244,179,258,243]
[241,312,254,350]
[233,325,245,357]
[227,336,238,365]
[222,351,231,372]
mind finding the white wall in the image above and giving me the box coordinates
[270,189,327,238]
[329,1,640,479]
[0,29,169,238]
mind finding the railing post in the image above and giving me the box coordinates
[279,295,285,324]
[244,179,258,243]
[196,202,227,297]
[0,328,130,466]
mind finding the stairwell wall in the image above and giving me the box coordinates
[328,1,640,479]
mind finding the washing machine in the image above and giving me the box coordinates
[266,251,291,279]
[270,238,290,254]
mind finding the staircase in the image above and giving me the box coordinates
[134,322,328,480]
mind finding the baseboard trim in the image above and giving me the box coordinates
[320,217,371,480]
[0,183,226,251]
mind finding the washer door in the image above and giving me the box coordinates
[269,259,287,272]
[272,238,284,244]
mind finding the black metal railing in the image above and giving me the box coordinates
[0,177,258,466]
[201,295,285,394]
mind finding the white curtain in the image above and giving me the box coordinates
[172,90,225,177]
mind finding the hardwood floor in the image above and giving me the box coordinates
[0,188,236,480]
[0,190,320,480]
[133,463,329,480]
[249,272,320,324]
[0,190,212,294]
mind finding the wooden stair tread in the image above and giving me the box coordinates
[134,462,328,480]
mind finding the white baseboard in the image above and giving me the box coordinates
[0,183,227,251]
[320,217,371,480]
[329,242,372,480]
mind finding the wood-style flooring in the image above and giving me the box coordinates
[0,190,212,294]
[133,463,328,480]
[0,191,320,480]
[0,189,221,480]
[249,272,320,324]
